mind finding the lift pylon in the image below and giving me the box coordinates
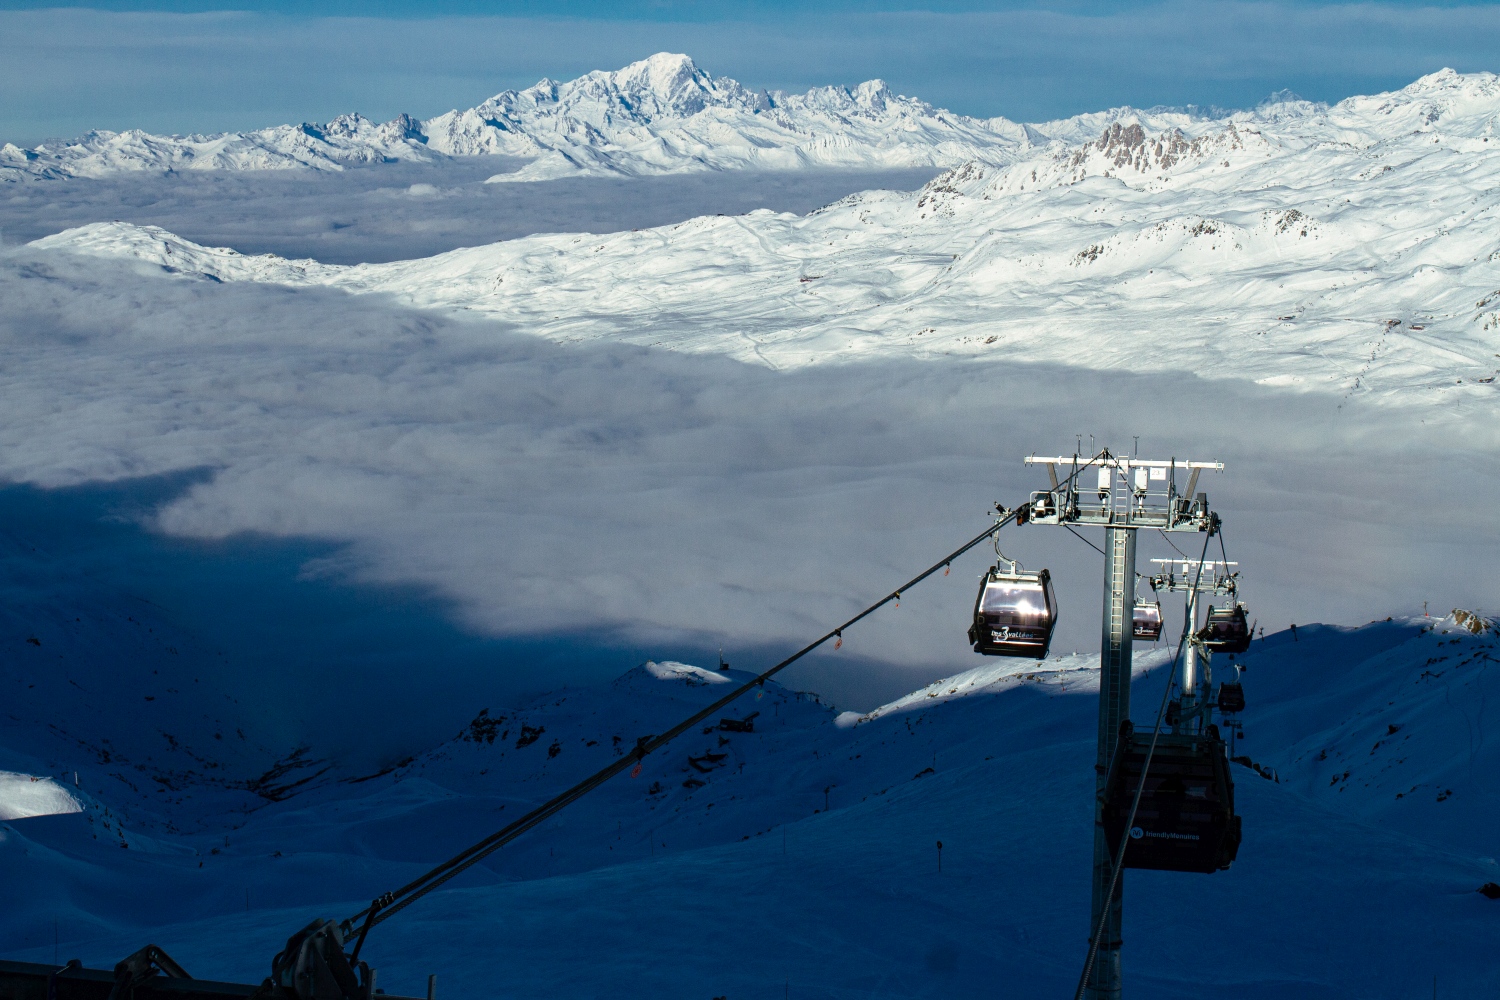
[1022,450,1223,1000]
[1148,559,1238,733]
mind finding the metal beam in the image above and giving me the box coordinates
[1025,456,1223,471]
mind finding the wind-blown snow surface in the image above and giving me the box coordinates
[3,620,1499,997]
[32,66,1500,398]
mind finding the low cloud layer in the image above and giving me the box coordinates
[2,245,1495,719]
[0,164,940,265]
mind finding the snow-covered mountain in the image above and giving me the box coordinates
[14,54,1497,189]
[0,52,1230,184]
[4,618,1498,996]
[34,65,1500,400]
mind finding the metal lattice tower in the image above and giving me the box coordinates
[1022,450,1222,1000]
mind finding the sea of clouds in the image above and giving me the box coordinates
[3,163,1494,742]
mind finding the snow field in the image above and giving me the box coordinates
[5,623,1500,997]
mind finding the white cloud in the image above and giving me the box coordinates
[1,246,1494,712]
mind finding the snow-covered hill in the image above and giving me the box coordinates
[3,618,1498,997]
[33,66,1500,400]
[0,52,1239,185]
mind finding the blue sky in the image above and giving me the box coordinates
[3,1,1499,143]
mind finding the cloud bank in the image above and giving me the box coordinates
[2,246,1495,717]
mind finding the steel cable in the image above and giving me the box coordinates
[341,456,1108,949]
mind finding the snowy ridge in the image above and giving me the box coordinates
[0,771,83,821]
[2,53,1044,183]
[34,64,1500,401]
[7,57,1496,187]
[835,649,1169,727]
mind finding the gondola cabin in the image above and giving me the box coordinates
[1217,682,1246,714]
[1132,601,1163,642]
[968,565,1057,659]
[1199,604,1252,655]
[1101,724,1241,873]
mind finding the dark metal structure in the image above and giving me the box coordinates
[1101,724,1242,874]
[1216,682,1246,714]
[968,562,1058,658]
[0,940,428,1000]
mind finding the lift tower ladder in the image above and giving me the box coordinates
[1022,451,1223,1000]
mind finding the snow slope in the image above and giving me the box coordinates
[0,53,1250,185]
[3,619,1499,997]
[34,67,1500,400]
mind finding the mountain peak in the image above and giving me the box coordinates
[617,52,702,89]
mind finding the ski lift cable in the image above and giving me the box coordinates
[344,457,1114,948]
[346,518,1016,948]
[1063,524,1105,557]
[1071,521,1217,1000]
[1064,524,1150,585]
[1157,528,1190,560]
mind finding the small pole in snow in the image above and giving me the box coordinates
[427,974,436,1000]
[936,840,943,873]
[823,786,830,811]
[1290,623,1298,642]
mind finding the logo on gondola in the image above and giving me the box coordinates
[1129,826,1144,839]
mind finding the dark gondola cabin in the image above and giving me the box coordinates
[1217,682,1246,714]
[1199,603,1252,654]
[968,565,1057,659]
[1101,724,1241,873]
[1132,601,1163,642]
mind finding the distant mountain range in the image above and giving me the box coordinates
[0,52,1309,183]
[33,61,1500,400]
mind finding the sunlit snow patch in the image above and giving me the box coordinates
[836,648,1174,727]
[642,660,731,685]
[0,771,84,820]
